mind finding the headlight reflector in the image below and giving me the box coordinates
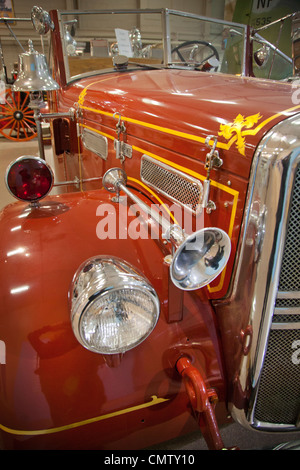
[70,257,160,354]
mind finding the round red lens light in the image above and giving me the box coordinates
[6,156,54,202]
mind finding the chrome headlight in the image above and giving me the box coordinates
[70,257,160,354]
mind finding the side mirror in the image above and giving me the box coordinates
[31,6,54,35]
[254,45,270,67]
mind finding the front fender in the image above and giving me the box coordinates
[0,189,227,449]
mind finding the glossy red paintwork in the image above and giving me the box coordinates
[0,191,228,449]
[59,70,298,179]
[1,9,300,450]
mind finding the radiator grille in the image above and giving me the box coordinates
[254,166,300,427]
[276,298,300,308]
[278,166,300,291]
[140,155,203,214]
[255,328,300,425]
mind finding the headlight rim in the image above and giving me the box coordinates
[70,256,160,355]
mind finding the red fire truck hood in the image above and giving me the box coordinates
[66,69,300,176]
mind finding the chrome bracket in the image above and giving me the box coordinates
[114,140,132,160]
[202,136,223,214]
[38,106,76,122]
[205,135,223,172]
[114,112,130,162]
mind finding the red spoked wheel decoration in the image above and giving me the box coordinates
[0,88,37,141]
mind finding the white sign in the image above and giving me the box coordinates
[115,28,133,57]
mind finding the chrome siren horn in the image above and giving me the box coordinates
[103,168,231,291]
[12,39,59,92]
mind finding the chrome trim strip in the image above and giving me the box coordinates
[274,307,300,315]
[277,291,300,299]
[271,322,300,329]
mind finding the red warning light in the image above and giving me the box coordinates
[6,156,54,202]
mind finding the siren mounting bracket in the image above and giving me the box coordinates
[202,135,223,214]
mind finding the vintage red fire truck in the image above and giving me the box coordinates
[0,7,300,450]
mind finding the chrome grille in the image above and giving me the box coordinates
[140,155,203,213]
[255,328,300,425]
[277,166,300,291]
[275,298,300,308]
[254,166,300,427]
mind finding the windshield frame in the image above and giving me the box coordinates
[55,8,250,85]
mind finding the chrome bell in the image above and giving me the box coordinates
[12,40,59,92]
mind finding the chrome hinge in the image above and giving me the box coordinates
[114,140,132,160]
[113,112,132,162]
